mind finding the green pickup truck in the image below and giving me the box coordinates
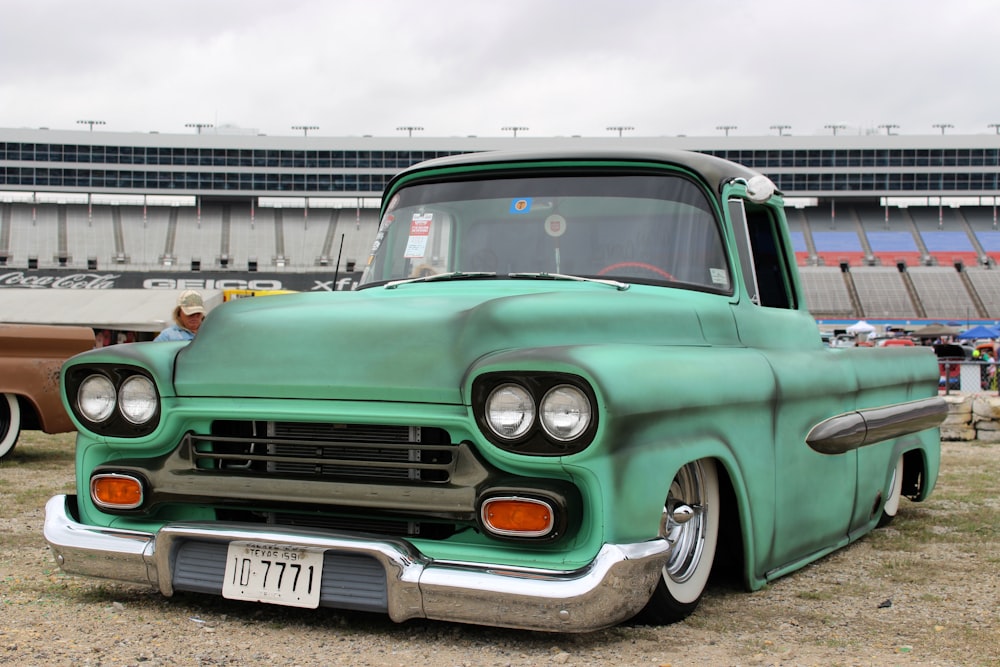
[45,149,945,632]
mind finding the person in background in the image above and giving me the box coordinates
[975,347,996,390]
[153,290,206,342]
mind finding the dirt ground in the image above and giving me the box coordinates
[1,433,997,667]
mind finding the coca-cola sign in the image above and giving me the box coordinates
[0,271,120,289]
[0,270,361,291]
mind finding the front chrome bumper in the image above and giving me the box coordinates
[44,494,671,632]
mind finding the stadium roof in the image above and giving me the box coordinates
[6,126,1000,151]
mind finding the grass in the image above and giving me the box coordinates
[2,433,997,665]
[873,442,998,533]
[0,431,77,550]
[0,430,76,467]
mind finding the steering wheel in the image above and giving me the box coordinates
[597,261,675,281]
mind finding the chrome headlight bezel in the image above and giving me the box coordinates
[65,364,161,437]
[473,373,598,456]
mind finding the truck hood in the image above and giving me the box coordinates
[173,283,737,403]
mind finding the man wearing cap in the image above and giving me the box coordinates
[153,290,206,342]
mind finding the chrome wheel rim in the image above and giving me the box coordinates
[661,463,708,584]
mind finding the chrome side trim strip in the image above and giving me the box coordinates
[806,396,948,455]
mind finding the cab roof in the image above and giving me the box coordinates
[386,148,767,199]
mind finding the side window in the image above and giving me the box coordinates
[728,199,795,309]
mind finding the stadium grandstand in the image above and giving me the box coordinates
[2,126,1000,334]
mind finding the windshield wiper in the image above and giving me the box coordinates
[385,271,497,289]
[507,272,630,291]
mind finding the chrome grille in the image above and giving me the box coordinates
[195,421,456,484]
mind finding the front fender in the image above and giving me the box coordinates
[60,341,187,423]
[467,344,778,584]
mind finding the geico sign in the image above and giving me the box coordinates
[142,278,283,290]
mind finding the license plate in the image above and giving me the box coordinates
[222,541,323,608]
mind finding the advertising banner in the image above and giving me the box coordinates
[0,269,363,292]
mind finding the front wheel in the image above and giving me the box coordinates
[639,459,720,624]
[0,394,22,460]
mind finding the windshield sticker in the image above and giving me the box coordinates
[710,268,729,285]
[404,213,432,258]
[510,198,532,215]
[378,213,394,233]
[544,214,567,238]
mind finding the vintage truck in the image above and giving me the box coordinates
[45,149,946,632]
[0,323,95,460]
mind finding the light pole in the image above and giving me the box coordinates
[989,124,1000,135]
[501,126,528,138]
[716,125,737,136]
[606,125,634,137]
[185,123,213,134]
[878,123,899,135]
[932,123,953,135]
[770,124,791,136]
[76,119,105,132]
[825,124,847,136]
[396,126,424,137]
[292,125,319,136]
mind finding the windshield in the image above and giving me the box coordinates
[359,171,731,292]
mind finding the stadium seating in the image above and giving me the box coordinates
[966,267,1000,318]
[850,266,917,319]
[906,267,979,320]
[0,202,380,273]
[2,201,999,323]
[810,230,866,267]
[866,230,922,267]
[977,230,1000,266]
[797,266,855,318]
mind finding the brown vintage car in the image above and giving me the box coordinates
[0,323,95,459]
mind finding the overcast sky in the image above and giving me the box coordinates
[1,0,997,139]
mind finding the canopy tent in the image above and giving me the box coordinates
[956,324,1000,340]
[846,320,875,335]
[912,323,961,338]
[0,289,223,332]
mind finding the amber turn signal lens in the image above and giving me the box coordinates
[481,497,555,537]
[91,474,144,510]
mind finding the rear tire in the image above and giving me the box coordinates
[639,459,720,624]
[0,394,22,460]
[878,456,905,527]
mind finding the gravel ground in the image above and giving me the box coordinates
[1,436,997,667]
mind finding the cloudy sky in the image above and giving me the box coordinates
[1,0,996,139]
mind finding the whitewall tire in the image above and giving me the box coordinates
[640,459,720,623]
[0,394,22,460]
[878,456,905,527]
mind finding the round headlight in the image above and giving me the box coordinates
[118,375,158,425]
[78,374,117,423]
[540,385,592,441]
[485,384,535,440]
